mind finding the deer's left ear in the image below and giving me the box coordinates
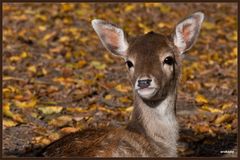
[173,12,204,54]
[92,19,129,57]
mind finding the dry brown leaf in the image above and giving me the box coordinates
[60,127,80,134]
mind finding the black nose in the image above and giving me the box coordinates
[138,79,152,89]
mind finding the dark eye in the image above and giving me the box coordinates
[163,56,174,65]
[126,60,134,68]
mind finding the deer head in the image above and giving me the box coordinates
[92,12,204,102]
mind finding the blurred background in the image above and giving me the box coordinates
[3,3,237,157]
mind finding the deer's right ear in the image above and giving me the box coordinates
[92,19,129,57]
[172,12,204,54]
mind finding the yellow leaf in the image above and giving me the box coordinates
[90,61,106,70]
[14,98,37,108]
[115,84,131,93]
[20,52,28,58]
[9,56,21,62]
[89,104,114,114]
[42,68,48,75]
[138,23,151,34]
[59,36,70,43]
[65,52,71,60]
[3,119,18,128]
[35,14,47,21]
[48,115,72,127]
[104,53,114,63]
[232,47,237,57]
[38,25,47,31]
[77,60,87,69]
[124,5,135,12]
[3,103,24,123]
[33,136,51,145]
[215,114,231,124]
[3,86,18,97]
[95,73,105,79]
[43,32,55,41]
[125,106,134,112]
[158,22,170,28]
[158,4,171,13]
[61,3,74,12]
[38,106,63,115]
[231,31,237,41]
[119,97,132,103]
[195,94,208,104]
[203,21,216,30]
[3,65,16,71]
[225,124,232,130]
[3,103,13,117]
[31,112,38,118]
[27,65,37,73]
[104,94,113,100]
[201,105,223,113]
[222,102,233,110]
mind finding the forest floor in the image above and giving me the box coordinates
[3,3,238,157]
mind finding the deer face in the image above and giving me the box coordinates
[125,33,181,100]
[92,12,204,100]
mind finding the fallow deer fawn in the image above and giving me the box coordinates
[40,12,204,157]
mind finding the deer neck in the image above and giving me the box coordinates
[128,91,179,155]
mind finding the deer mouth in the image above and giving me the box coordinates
[137,87,158,99]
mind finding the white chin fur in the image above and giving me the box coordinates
[137,88,157,99]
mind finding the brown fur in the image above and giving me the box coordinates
[41,32,180,157]
[41,12,204,157]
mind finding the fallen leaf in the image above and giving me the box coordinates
[33,136,51,146]
[119,97,132,103]
[125,106,134,112]
[20,51,28,58]
[215,114,231,124]
[48,132,60,141]
[195,94,208,104]
[104,53,114,63]
[48,115,72,127]
[77,60,87,69]
[104,94,113,100]
[115,84,132,93]
[9,56,21,62]
[203,21,216,30]
[27,65,37,73]
[60,127,80,134]
[124,5,135,12]
[3,103,24,123]
[3,119,18,128]
[14,98,37,108]
[90,61,106,70]
[201,105,223,113]
[38,106,63,115]
[222,102,234,110]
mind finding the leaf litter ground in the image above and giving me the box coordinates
[3,3,237,157]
